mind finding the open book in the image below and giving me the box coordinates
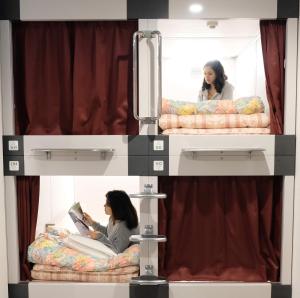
[68,202,90,235]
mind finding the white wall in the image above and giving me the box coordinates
[37,176,75,234]
[1,21,20,284]
[292,13,300,298]
[0,23,9,298]
[20,0,127,20]
[162,38,236,102]
[235,38,268,111]
[161,20,266,105]
[37,176,141,236]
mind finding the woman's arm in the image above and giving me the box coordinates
[83,212,107,234]
[97,222,132,254]
[91,221,107,234]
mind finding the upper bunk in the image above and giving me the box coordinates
[137,18,296,136]
[0,17,297,177]
[0,16,296,138]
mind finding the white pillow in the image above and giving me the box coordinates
[63,234,117,259]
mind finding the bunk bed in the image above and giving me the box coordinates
[0,4,298,298]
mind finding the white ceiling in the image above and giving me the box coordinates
[156,19,260,38]
[155,19,260,59]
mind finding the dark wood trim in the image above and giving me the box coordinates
[0,0,20,20]
[277,0,299,18]
[8,283,28,298]
[127,0,169,19]
[271,283,292,298]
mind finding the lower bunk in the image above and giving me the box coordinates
[31,264,138,282]
[9,175,290,298]
[28,229,140,283]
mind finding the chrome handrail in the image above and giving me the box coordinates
[133,30,162,123]
[133,31,144,122]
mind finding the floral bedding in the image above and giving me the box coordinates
[162,127,270,135]
[162,97,265,115]
[31,266,139,282]
[33,264,139,274]
[159,113,270,130]
[31,264,139,282]
[28,233,140,272]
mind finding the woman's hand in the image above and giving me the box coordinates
[83,212,94,226]
[87,231,102,240]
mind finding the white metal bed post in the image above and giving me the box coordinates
[0,21,9,298]
[0,21,20,284]
[280,18,298,285]
[292,10,300,298]
[135,19,161,278]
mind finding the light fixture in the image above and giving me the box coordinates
[206,21,218,29]
[189,3,203,14]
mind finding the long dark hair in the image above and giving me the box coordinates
[106,190,138,229]
[202,60,227,93]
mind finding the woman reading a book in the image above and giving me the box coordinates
[83,190,139,254]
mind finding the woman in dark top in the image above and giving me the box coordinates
[83,190,139,254]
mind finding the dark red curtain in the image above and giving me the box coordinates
[13,21,138,280]
[17,176,40,280]
[159,176,282,281]
[260,20,286,135]
[13,21,138,135]
[158,20,286,282]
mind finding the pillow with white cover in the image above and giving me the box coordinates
[63,234,117,259]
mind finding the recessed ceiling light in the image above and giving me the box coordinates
[189,4,203,14]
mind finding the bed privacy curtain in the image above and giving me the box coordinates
[158,176,282,281]
[158,20,286,282]
[13,21,138,280]
[13,21,138,135]
[16,177,40,280]
[260,20,286,135]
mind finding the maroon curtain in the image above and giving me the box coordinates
[260,20,286,135]
[159,176,282,281]
[13,21,138,280]
[158,19,286,282]
[13,21,138,135]
[17,176,40,280]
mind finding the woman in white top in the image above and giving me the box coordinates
[83,190,139,253]
[198,60,234,101]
